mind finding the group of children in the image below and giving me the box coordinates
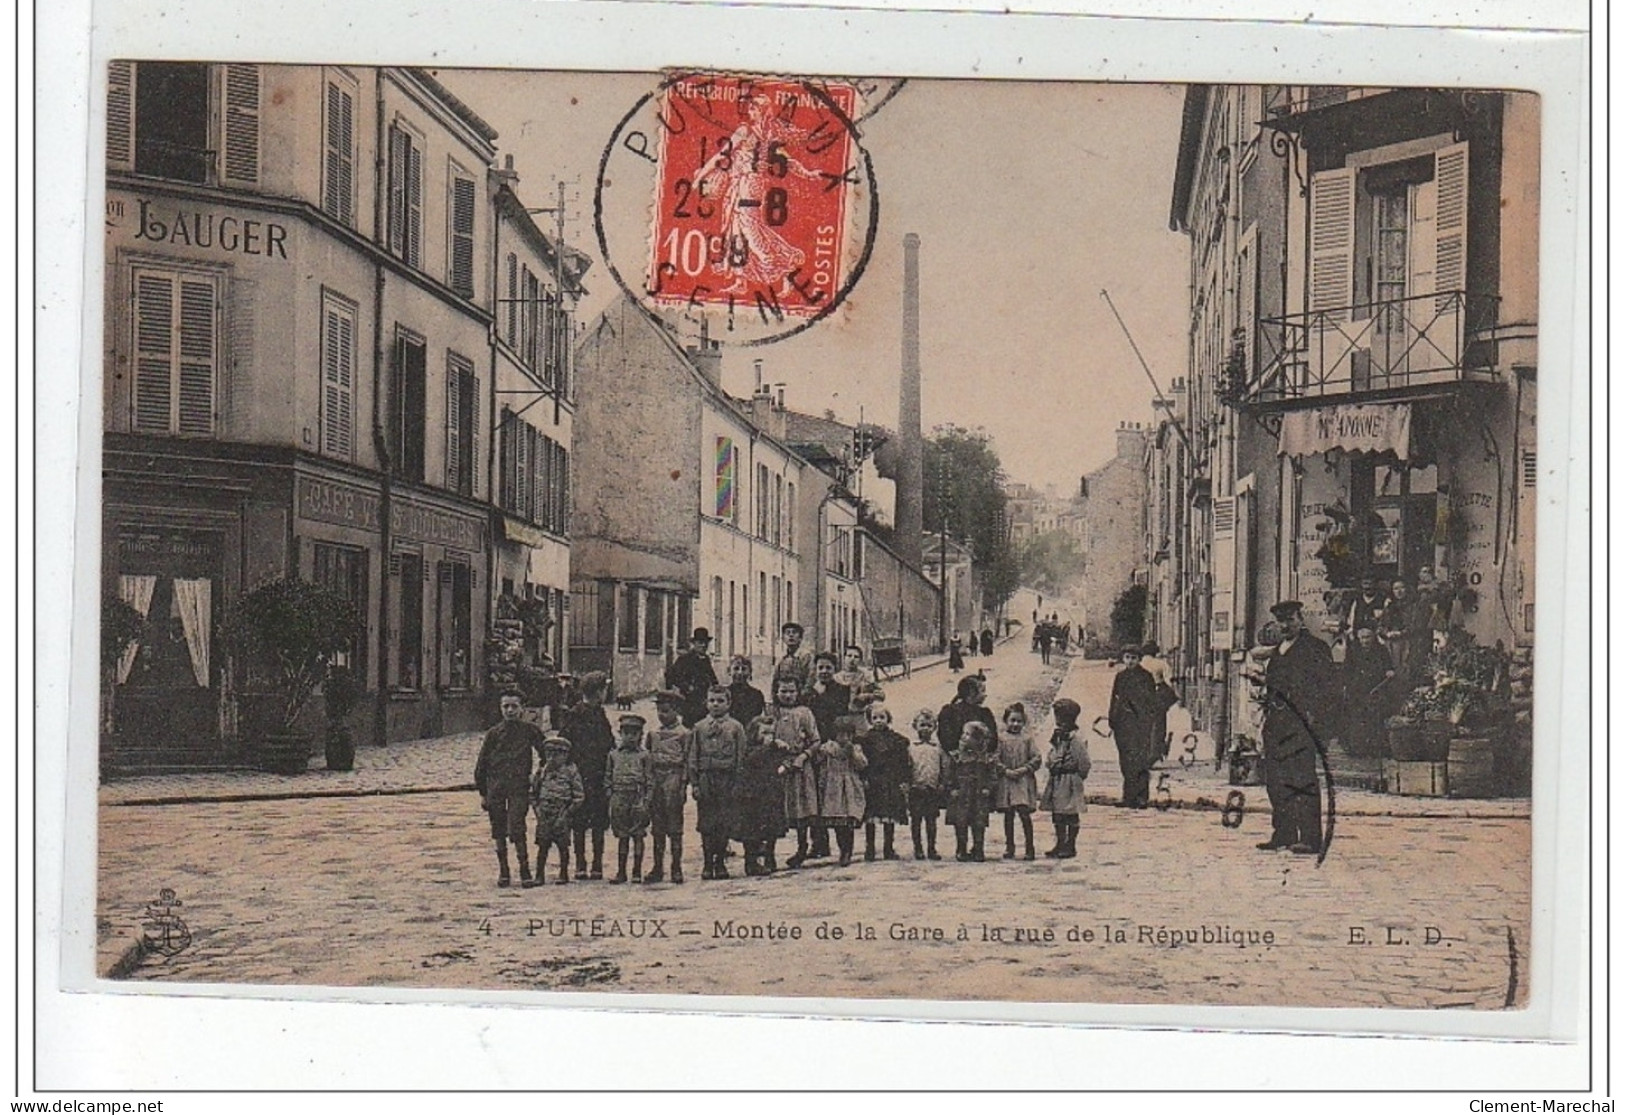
[472,678,1095,888]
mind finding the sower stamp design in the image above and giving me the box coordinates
[596,71,878,346]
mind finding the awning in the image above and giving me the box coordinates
[1277,402,1410,459]
[500,515,551,548]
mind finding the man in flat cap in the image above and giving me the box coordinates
[1258,601,1334,855]
[665,627,720,727]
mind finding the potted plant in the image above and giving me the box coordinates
[322,664,360,772]
[226,578,362,775]
[100,593,148,736]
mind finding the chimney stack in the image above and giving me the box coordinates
[896,233,925,567]
[686,326,722,387]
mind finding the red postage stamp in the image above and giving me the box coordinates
[646,73,859,322]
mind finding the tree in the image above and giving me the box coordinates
[1020,530,1086,597]
[922,425,1019,611]
[1110,583,1148,647]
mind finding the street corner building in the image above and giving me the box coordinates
[100,63,585,768]
[1153,85,1538,792]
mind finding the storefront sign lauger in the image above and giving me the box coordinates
[1277,402,1411,459]
[298,476,485,552]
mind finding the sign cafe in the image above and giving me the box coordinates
[298,477,485,553]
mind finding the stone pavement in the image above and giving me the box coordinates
[96,639,1531,1010]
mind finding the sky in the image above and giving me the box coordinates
[437,69,1190,493]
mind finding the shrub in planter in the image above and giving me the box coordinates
[323,665,360,772]
[225,578,362,775]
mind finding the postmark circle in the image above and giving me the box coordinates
[594,70,880,348]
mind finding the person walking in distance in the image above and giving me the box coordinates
[1255,601,1334,855]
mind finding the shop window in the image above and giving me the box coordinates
[444,354,478,497]
[390,330,427,481]
[311,542,367,678]
[109,62,259,187]
[131,265,218,437]
[322,73,357,225]
[320,292,357,459]
[618,585,641,653]
[387,122,423,268]
[1351,458,1439,583]
[396,552,424,690]
[448,163,477,297]
[644,589,666,654]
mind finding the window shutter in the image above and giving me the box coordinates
[176,278,216,434]
[321,299,355,458]
[505,254,518,346]
[107,61,134,170]
[406,142,423,267]
[1433,141,1469,309]
[387,129,407,256]
[450,174,476,297]
[445,362,462,490]
[1210,495,1236,651]
[220,64,260,187]
[515,418,531,520]
[558,446,569,538]
[133,271,174,433]
[1308,168,1356,321]
[324,82,355,224]
[470,373,482,497]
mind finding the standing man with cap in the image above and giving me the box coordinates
[1257,601,1334,855]
[666,627,720,728]
[1107,645,1174,808]
[774,620,814,693]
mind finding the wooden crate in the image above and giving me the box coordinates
[1384,759,1449,797]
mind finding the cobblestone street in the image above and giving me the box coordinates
[97,642,1530,1010]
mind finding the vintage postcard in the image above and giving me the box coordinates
[71,30,1583,1052]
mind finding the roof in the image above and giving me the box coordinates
[405,68,500,144]
[1168,84,1211,233]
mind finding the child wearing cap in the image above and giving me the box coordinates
[1040,698,1090,859]
[906,709,946,861]
[645,691,693,884]
[530,733,585,885]
[474,690,546,888]
[605,714,653,883]
[687,685,746,880]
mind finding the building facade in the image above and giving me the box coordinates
[102,63,580,765]
[1075,422,1150,646]
[1164,84,1539,752]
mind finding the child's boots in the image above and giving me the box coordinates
[864,824,877,862]
[631,838,645,883]
[518,845,535,888]
[646,836,666,884]
[496,842,513,887]
[883,824,900,860]
[670,836,685,883]
[611,842,629,884]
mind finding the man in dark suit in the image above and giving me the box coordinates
[1107,645,1174,808]
[664,627,719,728]
[1257,601,1334,855]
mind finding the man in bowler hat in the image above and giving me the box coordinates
[665,627,720,727]
[1257,601,1334,855]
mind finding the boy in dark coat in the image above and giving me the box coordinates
[473,690,545,887]
[859,703,911,861]
[561,671,615,879]
[735,714,789,875]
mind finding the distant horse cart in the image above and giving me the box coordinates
[871,637,910,681]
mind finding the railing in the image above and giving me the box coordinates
[1249,291,1500,405]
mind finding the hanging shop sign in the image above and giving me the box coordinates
[1277,402,1411,459]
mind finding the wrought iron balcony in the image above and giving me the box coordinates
[1247,290,1501,408]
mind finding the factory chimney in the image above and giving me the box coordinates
[896,233,925,566]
